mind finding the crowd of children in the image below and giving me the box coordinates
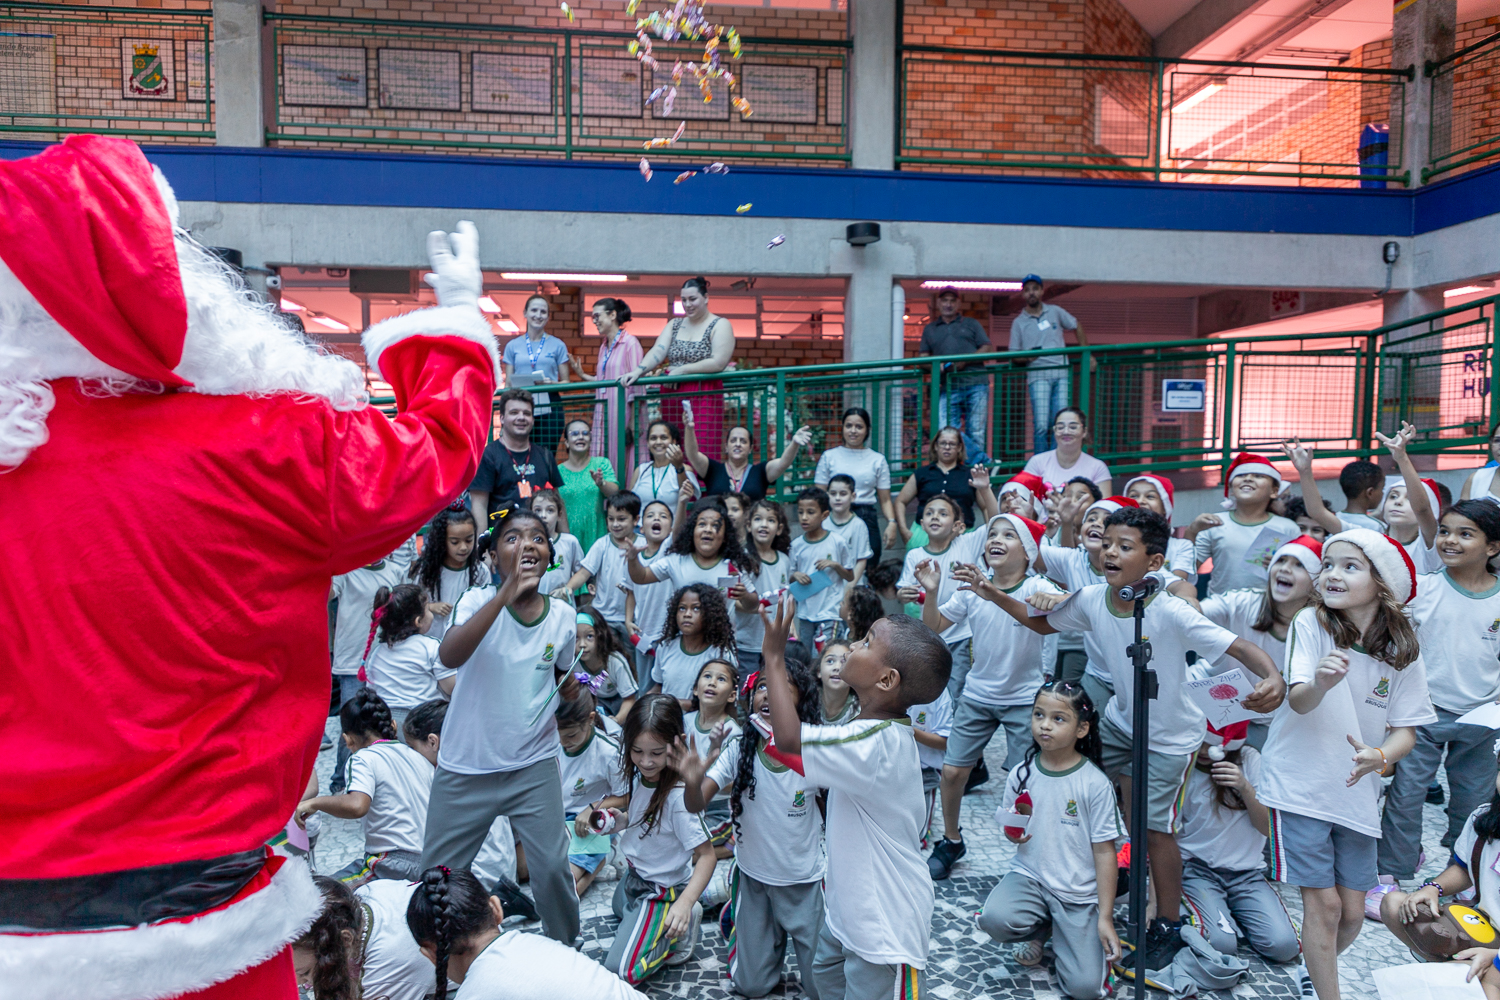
[290,416,1500,1000]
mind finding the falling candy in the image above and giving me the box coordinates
[766,234,785,249]
[673,170,696,184]
[672,121,686,142]
[733,96,753,117]
[643,122,686,150]
[559,1,574,20]
[639,157,653,181]
[736,203,752,213]
[704,162,729,174]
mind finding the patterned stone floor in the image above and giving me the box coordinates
[310,718,1450,998]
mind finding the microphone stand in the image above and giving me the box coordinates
[1125,588,1155,1000]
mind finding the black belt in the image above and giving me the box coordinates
[0,848,267,931]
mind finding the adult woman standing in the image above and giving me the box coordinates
[628,419,695,515]
[814,407,896,565]
[1021,406,1112,496]
[621,277,735,460]
[502,294,570,452]
[886,426,978,550]
[558,417,619,554]
[1460,423,1500,501]
[683,405,812,502]
[572,296,643,472]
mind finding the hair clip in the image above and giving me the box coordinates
[739,669,762,697]
[445,497,469,513]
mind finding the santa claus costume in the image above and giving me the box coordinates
[0,136,500,1000]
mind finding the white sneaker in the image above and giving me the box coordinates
[665,901,703,965]
[699,867,731,910]
[1013,938,1045,967]
[1293,964,1315,998]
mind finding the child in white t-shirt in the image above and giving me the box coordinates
[405,867,639,1000]
[1177,722,1300,963]
[758,594,947,998]
[1188,451,1298,596]
[1122,472,1196,582]
[920,512,1060,879]
[554,690,626,898]
[818,641,860,724]
[575,695,716,986]
[532,488,586,601]
[363,584,450,727]
[791,486,853,652]
[297,688,433,884]
[681,657,742,850]
[730,498,794,674]
[566,492,641,653]
[1258,528,1436,1000]
[293,876,434,1000]
[897,494,985,698]
[825,474,874,589]
[672,654,828,999]
[976,681,1122,998]
[574,609,636,721]
[907,688,952,849]
[650,584,739,704]
[407,503,485,643]
[624,500,676,697]
[421,509,581,947]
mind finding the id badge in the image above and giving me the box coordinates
[518,481,534,500]
[1037,319,1052,331]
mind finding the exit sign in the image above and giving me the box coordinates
[1270,289,1304,317]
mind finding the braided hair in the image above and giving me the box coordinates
[409,504,484,602]
[405,867,495,1000]
[340,686,397,742]
[1012,679,1102,798]
[293,876,362,1000]
[667,498,758,574]
[730,655,821,843]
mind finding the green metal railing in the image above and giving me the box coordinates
[265,12,848,161]
[897,45,1410,186]
[1425,28,1500,182]
[0,2,213,140]
[372,294,1499,502]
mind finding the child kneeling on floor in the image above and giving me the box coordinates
[977,681,1122,1000]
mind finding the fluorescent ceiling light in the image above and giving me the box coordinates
[673,302,686,315]
[499,272,628,282]
[1445,284,1494,297]
[919,280,1022,291]
[279,298,305,311]
[1171,82,1226,114]
[311,316,349,332]
[478,296,502,314]
[498,319,521,333]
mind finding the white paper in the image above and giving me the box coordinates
[716,576,737,591]
[1373,961,1486,1000]
[1184,667,1260,727]
[1457,701,1500,728]
[1242,524,1292,570]
[994,807,1031,829]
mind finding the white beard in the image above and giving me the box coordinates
[0,230,367,471]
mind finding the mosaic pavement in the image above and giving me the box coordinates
[311,717,1450,998]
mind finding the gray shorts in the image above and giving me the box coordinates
[1080,672,1114,724]
[1099,715,1194,834]
[1270,809,1378,891]
[944,698,1033,772]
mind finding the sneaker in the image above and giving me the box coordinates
[1293,963,1315,998]
[319,736,333,752]
[699,867,731,914]
[1013,938,1045,967]
[490,875,538,924]
[665,901,703,965]
[1115,918,1183,987]
[963,759,991,794]
[928,837,966,880]
[1427,782,1445,805]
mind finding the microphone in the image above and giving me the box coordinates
[1117,576,1161,602]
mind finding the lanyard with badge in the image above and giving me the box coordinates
[598,333,619,377]
[524,335,546,374]
[509,446,536,499]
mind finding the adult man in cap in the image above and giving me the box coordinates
[919,285,994,465]
[1009,274,1085,454]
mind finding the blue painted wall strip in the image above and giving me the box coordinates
[3,139,1496,237]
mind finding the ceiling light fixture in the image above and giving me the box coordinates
[499,272,628,282]
[311,316,349,332]
[1445,284,1495,297]
[919,280,1022,291]
[478,296,502,314]
[498,319,521,333]
[279,298,305,312]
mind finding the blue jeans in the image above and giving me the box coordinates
[1026,369,1070,455]
[938,379,991,465]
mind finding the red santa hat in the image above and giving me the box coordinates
[1324,527,1418,604]
[1085,495,1139,519]
[1205,719,1250,760]
[1271,534,1324,577]
[1376,474,1442,522]
[999,472,1047,519]
[1123,473,1175,519]
[0,135,190,387]
[990,512,1047,564]
[1220,452,1283,510]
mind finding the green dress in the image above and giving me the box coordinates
[559,457,617,555]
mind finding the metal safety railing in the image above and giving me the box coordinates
[0,1,213,141]
[372,294,1499,502]
[1425,28,1500,182]
[264,12,849,162]
[897,46,1410,187]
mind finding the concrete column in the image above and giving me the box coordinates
[1390,0,1455,185]
[213,0,266,147]
[849,0,896,171]
[1380,287,1446,439]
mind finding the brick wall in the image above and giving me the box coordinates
[1441,16,1500,178]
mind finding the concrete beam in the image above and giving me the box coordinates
[849,0,896,170]
[212,0,266,147]
[1196,289,1372,335]
[1392,0,1457,186]
[1154,0,1268,61]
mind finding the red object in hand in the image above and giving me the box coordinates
[1004,790,1032,839]
[916,590,926,605]
[629,632,642,647]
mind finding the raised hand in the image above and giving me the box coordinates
[423,221,481,311]
[1280,437,1314,472]
[912,557,941,594]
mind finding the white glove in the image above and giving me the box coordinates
[424,221,481,311]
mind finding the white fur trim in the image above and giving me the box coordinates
[1087,499,1125,518]
[1124,474,1173,519]
[0,857,321,1000]
[999,512,1039,563]
[1376,474,1440,522]
[150,166,181,229]
[1325,527,1414,604]
[1227,461,1280,485]
[998,481,1038,518]
[362,305,500,383]
[1272,540,1322,577]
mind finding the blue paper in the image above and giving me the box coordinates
[788,570,834,604]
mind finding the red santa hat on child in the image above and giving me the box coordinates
[1220,452,1283,510]
[999,472,1048,519]
[1123,473,1175,519]
[1085,495,1139,519]
[1205,719,1250,760]
[1375,474,1442,522]
[0,135,189,387]
[991,512,1048,564]
[1324,527,1418,604]
[1270,534,1324,577]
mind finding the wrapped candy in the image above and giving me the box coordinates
[673,170,696,184]
[1003,790,1033,839]
[766,234,786,249]
[559,1,574,21]
[736,202,752,213]
[638,157,653,181]
[590,808,618,834]
[733,96,753,117]
[704,162,729,174]
[662,87,676,114]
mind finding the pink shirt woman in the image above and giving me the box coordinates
[572,296,644,471]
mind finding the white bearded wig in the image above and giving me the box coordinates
[0,168,366,470]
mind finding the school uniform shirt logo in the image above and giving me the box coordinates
[543,643,556,662]
[573,778,586,793]
[1065,799,1079,817]
[1486,619,1500,637]
[916,712,927,726]
[1373,677,1390,698]
[792,790,806,808]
